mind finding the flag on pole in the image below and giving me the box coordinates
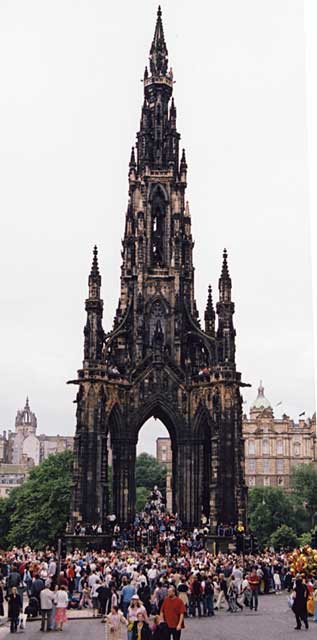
[276,401,282,407]
[299,411,305,417]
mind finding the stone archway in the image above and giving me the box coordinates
[107,396,212,528]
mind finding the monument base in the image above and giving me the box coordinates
[205,535,236,554]
[64,534,112,553]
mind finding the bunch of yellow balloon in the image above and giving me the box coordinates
[288,545,317,576]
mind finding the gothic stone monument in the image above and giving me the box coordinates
[69,7,248,530]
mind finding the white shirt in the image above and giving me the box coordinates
[55,590,69,608]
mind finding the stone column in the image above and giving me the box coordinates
[112,438,136,525]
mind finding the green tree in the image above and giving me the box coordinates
[136,487,149,512]
[291,464,317,527]
[248,487,301,546]
[135,453,167,495]
[299,532,313,547]
[269,525,299,550]
[5,450,73,549]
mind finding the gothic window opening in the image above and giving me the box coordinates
[151,190,166,266]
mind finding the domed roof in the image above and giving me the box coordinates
[251,381,271,410]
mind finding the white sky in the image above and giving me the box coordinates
[0,0,315,456]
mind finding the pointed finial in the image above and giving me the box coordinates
[181,148,187,163]
[25,396,29,409]
[259,380,264,395]
[184,201,190,217]
[90,245,100,277]
[221,248,230,278]
[129,146,136,168]
[150,4,168,75]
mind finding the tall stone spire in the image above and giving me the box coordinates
[204,285,215,336]
[216,249,236,364]
[219,248,232,302]
[149,6,168,76]
[84,246,104,363]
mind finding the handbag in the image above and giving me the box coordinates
[287,595,294,609]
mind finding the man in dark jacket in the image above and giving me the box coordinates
[8,586,22,633]
[7,566,21,596]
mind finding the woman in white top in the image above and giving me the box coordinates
[55,585,69,631]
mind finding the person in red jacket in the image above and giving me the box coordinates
[160,586,185,640]
[248,568,260,612]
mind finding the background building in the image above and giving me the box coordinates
[156,437,172,511]
[243,382,316,488]
[156,381,317,496]
[0,398,73,494]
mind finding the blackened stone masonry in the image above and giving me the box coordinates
[69,7,248,530]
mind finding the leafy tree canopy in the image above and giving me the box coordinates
[136,487,149,512]
[248,486,306,546]
[135,453,167,495]
[0,450,73,550]
[269,524,299,551]
[291,464,317,525]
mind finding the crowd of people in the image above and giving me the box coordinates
[0,541,316,635]
[1,491,317,635]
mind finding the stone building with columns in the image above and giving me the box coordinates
[243,382,316,488]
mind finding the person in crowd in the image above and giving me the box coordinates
[39,580,56,632]
[202,575,214,617]
[8,586,22,634]
[79,582,93,609]
[160,586,185,640]
[292,574,309,630]
[214,573,228,611]
[55,584,69,632]
[189,574,202,617]
[177,577,189,616]
[121,580,136,618]
[97,578,110,618]
[0,577,4,618]
[248,567,260,612]
[131,612,152,640]
[91,578,100,618]
[106,605,127,640]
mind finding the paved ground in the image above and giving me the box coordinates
[0,595,315,639]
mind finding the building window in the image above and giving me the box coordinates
[263,459,269,473]
[277,459,284,474]
[249,477,256,486]
[248,440,255,455]
[162,453,167,462]
[262,438,269,455]
[263,476,270,486]
[276,439,283,455]
[293,442,301,457]
[248,460,256,473]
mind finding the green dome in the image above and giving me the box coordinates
[251,381,271,410]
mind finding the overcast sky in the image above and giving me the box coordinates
[0,0,315,455]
